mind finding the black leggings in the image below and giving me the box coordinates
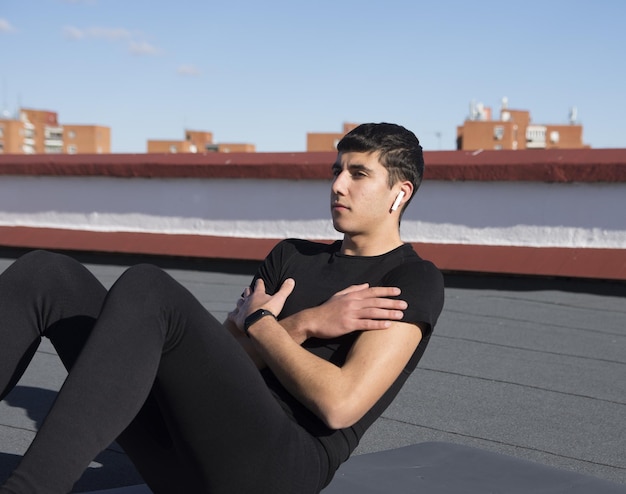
[0,251,328,494]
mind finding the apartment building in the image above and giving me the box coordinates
[0,108,110,154]
[457,98,587,151]
[63,125,111,154]
[147,129,255,153]
[306,122,360,151]
[0,118,24,154]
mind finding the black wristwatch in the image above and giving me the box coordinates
[244,309,276,336]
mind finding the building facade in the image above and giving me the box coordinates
[147,130,255,153]
[0,119,24,154]
[63,125,111,154]
[0,108,110,154]
[306,122,359,151]
[456,99,587,151]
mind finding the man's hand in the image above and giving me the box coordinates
[282,284,407,341]
[228,278,295,333]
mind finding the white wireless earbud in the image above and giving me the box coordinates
[391,191,405,211]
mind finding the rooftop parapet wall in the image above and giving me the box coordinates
[1,149,625,280]
[1,148,625,181]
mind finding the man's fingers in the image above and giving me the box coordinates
[353,308,405,331]
[253,278,266,292]
[364,308,405,320]
[363,286,402,298]
[277,278,296,297]
[359,297,407,311]
[332,285,401,302]
[335,283,370,296]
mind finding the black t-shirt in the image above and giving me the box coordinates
[254,239,445,481]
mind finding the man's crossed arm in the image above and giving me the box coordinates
[225,279,423,429]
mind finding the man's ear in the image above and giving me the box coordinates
[392,181,414,212]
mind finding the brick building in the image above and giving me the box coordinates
[0,119,24,154]
[456,99,587,151]
[147,130,255,153]
[306,122,359,151]
[63,125,110,154]
[0,108,110,154]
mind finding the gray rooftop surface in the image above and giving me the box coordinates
[0,248,625,492]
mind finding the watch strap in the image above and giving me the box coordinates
[244,308,276,336]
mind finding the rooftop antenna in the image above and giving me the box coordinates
[435,131,442,150]
[469,100,477,120]
[569,106,578,124]
[1,78,10,119]
[17,92,23,120]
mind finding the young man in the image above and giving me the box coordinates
[0,123,444,494]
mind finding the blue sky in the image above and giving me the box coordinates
[1,0,625,153]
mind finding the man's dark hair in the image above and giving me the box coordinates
[336,123,424,205]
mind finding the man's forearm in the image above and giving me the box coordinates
[245,314,423,430]
[276,309,313,344]
[224,312,310,369]
[246,315,346,428]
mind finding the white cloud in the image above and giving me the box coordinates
[62,26,85,39]
[63,25,132,41]
[62,25,160,56]
[177,65,201,77]
[0,18,17,33]
[129,40,159,56]
[88,27,133,41]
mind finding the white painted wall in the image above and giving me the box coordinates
[1,175,625,248]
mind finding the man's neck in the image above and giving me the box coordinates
[340,232,404,257]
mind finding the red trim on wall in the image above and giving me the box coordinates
[0,226,280,261]
[1,149,625,182]
[415,243,625,281]
[1,227,624,281]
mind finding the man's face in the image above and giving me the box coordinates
[330,151,396,235]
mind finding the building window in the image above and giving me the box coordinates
[45,145,63,154]
[169,145,178,153]
[526,125,547,149]
[549,131,560,144]
[68,130,76,139]
[494,144,503,150]
[45,127,63,140]
[494,126,504,140]
[68,145,77,154]
[0,127,3,138]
